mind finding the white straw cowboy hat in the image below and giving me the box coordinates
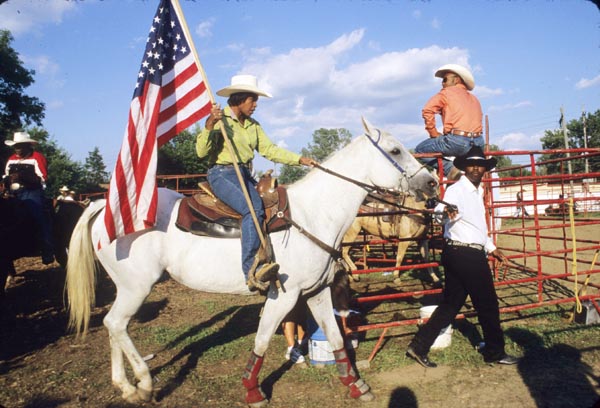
[454,145,497,171]
[216,74,272,98]
[59,185,70,192]
[435,64,475,91]
[5,131,38,146]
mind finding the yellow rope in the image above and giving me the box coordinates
[569,196,581,314]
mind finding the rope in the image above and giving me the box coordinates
[568,196,581,314]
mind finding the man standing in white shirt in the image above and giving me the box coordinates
[406,146,520,368]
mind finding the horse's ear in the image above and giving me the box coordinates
[361,116,374,135]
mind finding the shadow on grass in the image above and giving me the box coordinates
[506,327,599,408]
[153,303,262,401]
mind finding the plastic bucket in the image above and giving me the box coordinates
[419,305,453,349]
[307,318,335,365]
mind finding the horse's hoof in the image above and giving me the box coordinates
[122,387,152,403]
[136,387,153,402]
[248,400,269,408]
[359,391,376,402]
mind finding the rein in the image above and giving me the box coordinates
[313,163,398,196]
[278,212,349,272]
[280,131,428,269]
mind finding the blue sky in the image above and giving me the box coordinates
[1,0,599,173]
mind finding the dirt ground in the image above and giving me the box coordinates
[1,220,600,408]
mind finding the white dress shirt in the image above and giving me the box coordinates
[435,176,496,253]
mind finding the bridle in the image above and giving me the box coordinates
[314,129,429,199]
[279,130,432,270]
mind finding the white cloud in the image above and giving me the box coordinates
[431,18,441,30]
[223,29,478,160]
[496,131,543,152]
[487,101,533,113]
[195,18,215,38]
[20,54,64,89]
[0,0,76,36]
[575,74,600,89]
[474,86,504,98]
[46,99,64,110]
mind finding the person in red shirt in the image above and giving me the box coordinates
[3,131,54,264]
[415,64,485,181]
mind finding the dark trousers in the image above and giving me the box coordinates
[409,245,505,360]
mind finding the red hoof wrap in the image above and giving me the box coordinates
[242,352,267,405]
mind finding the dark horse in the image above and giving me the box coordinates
[0,193,84,301]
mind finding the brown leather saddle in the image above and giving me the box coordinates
[175,170,291,238]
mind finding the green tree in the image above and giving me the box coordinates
[488,144,531,182]
[279,128,352,185]
[157,126,208,190]
[82,147,110,193]
[0,30,45,162]
[538,109,600,175]
[23,127,82,199]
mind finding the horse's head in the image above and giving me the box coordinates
[361,117,438,201]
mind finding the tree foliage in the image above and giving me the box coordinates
[538,109,600,175]
[488,144,531,182]
[82,147,110,193]
[278,128,352,185]
[157,126,208,190]
[0,30,45,163]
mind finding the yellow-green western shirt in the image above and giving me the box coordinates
[196,106,301,166]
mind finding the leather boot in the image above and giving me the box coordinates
[246,243,279,292]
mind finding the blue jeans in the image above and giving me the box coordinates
[207,165,265,278]
[415,134,484,176]
[15,188,54,259]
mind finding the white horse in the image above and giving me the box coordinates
[65,118,438,406]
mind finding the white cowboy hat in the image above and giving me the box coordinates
[5,131,38,146]
[59,185,70,192]
[435,64,475,91]
[216,74,272,98]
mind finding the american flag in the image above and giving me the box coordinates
[103,0,212,244]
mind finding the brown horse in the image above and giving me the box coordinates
[342,194,439,284]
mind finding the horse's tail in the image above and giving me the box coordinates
[65,200,105,339]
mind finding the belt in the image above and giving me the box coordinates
[213,162,252,170]
[450,129,483,138]
[445,239,485,252]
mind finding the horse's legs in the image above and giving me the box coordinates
[392,241,410,281]
[243,289,300,407]
[341,220,361,280]
[4,261,15,290]
[103,286,154,403]
[306,286,374,401]
[420,239,440,283]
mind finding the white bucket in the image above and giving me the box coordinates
[419,305,453,349]
[308,325,335,365]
